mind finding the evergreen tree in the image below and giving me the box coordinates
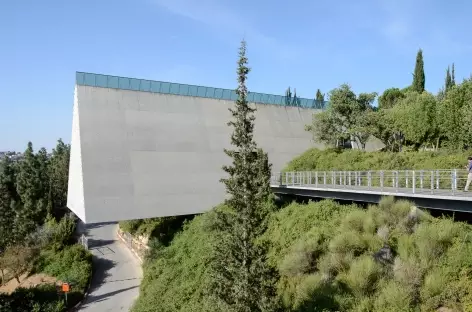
[49,139,70,215]
[292,88,301,107]
[0,157,19,250]
[209,40,279,312]
[412,49,425,93]
[452,63,456,86]
[284,87,292,106]
[315,89,325,108]
[15,142,46,238]
[445,66,452,92]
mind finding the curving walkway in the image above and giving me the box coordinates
[77,222,142,312]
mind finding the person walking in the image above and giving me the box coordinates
[464,156,472,192]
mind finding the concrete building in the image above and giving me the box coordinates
[67,72,324,223]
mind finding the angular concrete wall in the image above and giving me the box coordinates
[68,84,322,223]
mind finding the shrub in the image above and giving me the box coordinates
[338,255,383,297]
[413,219,464,268]
[0,284,65,312]
[284,148,469,172]
[120,215,193,246]
[263,200,355,267]
[329,231,367,256]
[39,244,92,290]
[373,280,415,312]
[279,234,324,277]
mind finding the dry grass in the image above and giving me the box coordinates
[0,272,57,295]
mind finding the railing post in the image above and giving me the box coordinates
[368,171,372,188]
[348,171,351,186]
[436,170,440,190]
[395,171,399,190]
[323,171,327,185]
[451,169,455,195]
[454,169,458,192]
[430,171,434,193]
[380,171,384,190]
[412,170,416,194]
[405,171,409,188]
[315,172,318,187]
[420,170,424,189]
[279,172,282,186]
[291,172,295,186]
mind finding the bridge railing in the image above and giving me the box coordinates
[271,169,471,196]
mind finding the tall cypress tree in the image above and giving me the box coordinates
[208,40,279,312]
[452,63,456,86]
[445,66,452,92]
[412,49,425,93]
[292,88,301,107]
[284,87,292,106]
[315,89,325,108]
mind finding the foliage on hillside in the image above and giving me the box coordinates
[0,140,92,312]
[131,198,472,312]
[264,198,472,311]
[119,215,194,247]
[0,139,71,250]
[130,209,220,312]
[284,148,470,172]
[0,215,92,312]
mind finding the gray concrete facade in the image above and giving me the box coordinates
[68,80,322,223]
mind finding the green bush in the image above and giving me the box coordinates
[0,284,66,312]
[284,148,469,172]
[338,255,383,297]
[38,244,92,290]
[120,215,193,246]
[130,209,220,312]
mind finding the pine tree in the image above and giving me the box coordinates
[208,40,279,312]
[0,157,19,250]
[15,142,46,238]
[284,87,292,106]
[412,49,425,93]
[315,89,325,108]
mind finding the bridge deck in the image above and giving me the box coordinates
[271,170,472,212]
[271,183,472,201]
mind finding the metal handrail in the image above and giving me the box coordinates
[79,234,89,250]
[271,169,472,197]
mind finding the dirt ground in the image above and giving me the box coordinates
[0,272,57,294]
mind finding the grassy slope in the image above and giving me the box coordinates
[284,148,470,172]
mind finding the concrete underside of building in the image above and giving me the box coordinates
[67,73,329,223]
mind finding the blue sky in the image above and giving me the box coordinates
[1,0,471,151]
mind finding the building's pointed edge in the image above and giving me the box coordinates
[67,86,87,223]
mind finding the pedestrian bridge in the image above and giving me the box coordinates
[270,169,472,212]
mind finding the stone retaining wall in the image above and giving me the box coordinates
[117,228,150,263]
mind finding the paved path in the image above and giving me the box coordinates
[78,222,142,312]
